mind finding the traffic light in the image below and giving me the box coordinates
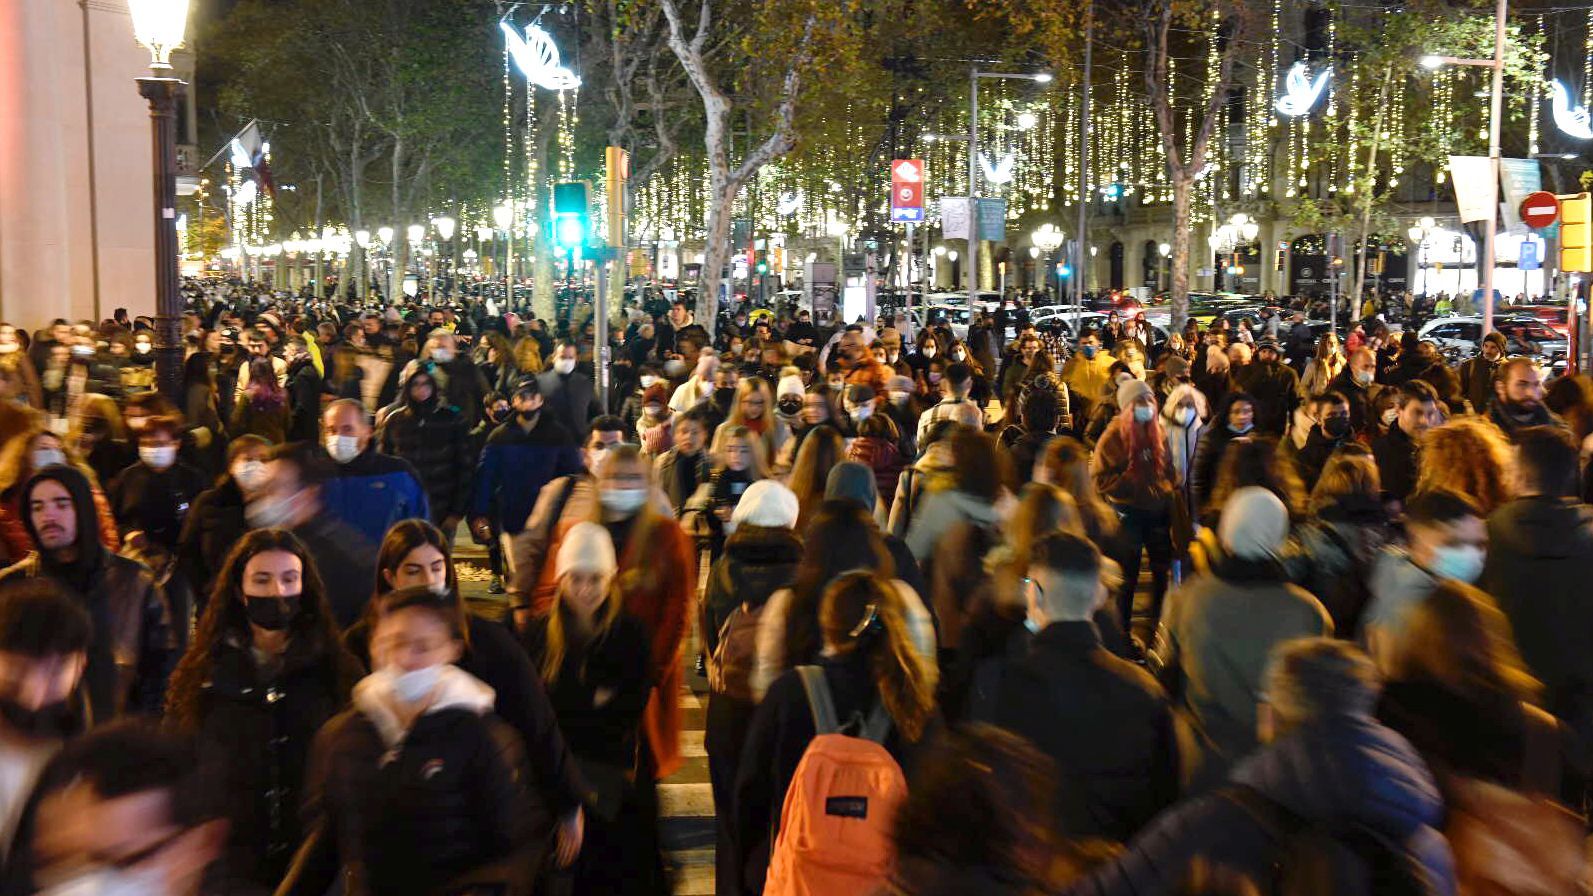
[1560,192,1592,273]
[1275,249,1286,272]
[552,181,590,250]
[755,257,769,275]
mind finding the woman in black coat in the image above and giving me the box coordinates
[177,435,272,609]
[522,521,662,896]
[343,519,591,855]
[376,366,476,528]
[1189,391,1255,516]
[165,528,362,892]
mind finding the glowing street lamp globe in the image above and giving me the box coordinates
[128,0,191,70]
[377,226,395,245]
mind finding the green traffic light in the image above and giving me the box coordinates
[554,214,586,248]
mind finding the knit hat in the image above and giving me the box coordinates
[554,522,617,579]
[1162,355,1190,379]
[1218,487,1289,560]
[825,461,879,511]
[1483,331,1507,351]
[886,375,915,394]
[1116,378,1154,410]
[845,383,875,405]
[777,374,806,398]
[1256,338,1281,353]
[730,480,800,530]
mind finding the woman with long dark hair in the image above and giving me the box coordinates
[165,528,361,890]
[228,356,291,443]
[343,518,589,862]
[1090,379,1179,639]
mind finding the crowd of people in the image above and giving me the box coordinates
[0,282,1584,895]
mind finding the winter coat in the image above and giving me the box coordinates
[345,613,590,817]
[184,634,356,889]
[846,436,905,507]
[0,469,175,721]
[991,620,1179,842]
[537,369,602,438]
[469,414,583,535]
[1487,398,1568,443]
[1233,359,1298,435]
[176,478,249,601]
[1458,355,1501,414]
[700,525,803,663]
[1286,427,1351,486]
[904,488,1001,566]
[1284,494,1391,636]
[320,446,430,547]
[377,390,476,521]
[1067,715,1455,896]
[0,485,118,567]
[1152,555,1332,786]
[732,653,937,896]
[1360,548,1438,659]
[285,357,324,443]
[1161,417,1204,518]
[1371,423,1421,504]
[228,396,291,444]
[1189,417,1246,516]
[998,427,1058,490]
[1481,495,1593,748]
[294,666,531,896]
[430,357,491,429]
[522,604,652,770]
[654,448,712,517]
[751,578,936,702]
[106,460,208,552]
[1328,368,1382,439]
[534,511,695,779]
[288,515,376,628]
[1092,422,1179,513]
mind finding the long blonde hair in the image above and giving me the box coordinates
[710,425,770,479]
[512,336,544,376]
[1417,416,1517,515]
[820,572,937,741]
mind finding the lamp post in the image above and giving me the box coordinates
[376,227,395,300]
[968,68,1053,310]
[128,0,191,404]
[493,204,514,306]
[1407,216,1437,299]
[432,216,456,299]
[405,225,424,301]
[1031,224,1066,325]
[1421,0,1507,334]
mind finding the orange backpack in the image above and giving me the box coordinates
[764,666,907,896]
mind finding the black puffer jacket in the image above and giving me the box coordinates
[295,667,530,896]
[177,477,249,602]
[186,635,357,890]
[700,525,802,658]
[106,459,209,551]
[377,370,477,521]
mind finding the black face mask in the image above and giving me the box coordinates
[1323,417,1351,440]
[713,387,736,406]
[489,408,510,424]
[517,409,539,424]
[244,595,300,631]
[0,697,79,739]
[777,397,802,416]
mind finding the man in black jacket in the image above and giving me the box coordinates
[1370,380,1440,505]
[251,444,376,627]
[283,335,324,443]
[1287,391,1354,484]
[0,466,174,721]
[1459,331,1506,413]
[538,341,601,436]
[424,329,491,430]
[988,532,1178,842]
[1235,340,1298,436]
[1487,356,1567,442]
[1326,347,1381,438]
[377,367,476,533]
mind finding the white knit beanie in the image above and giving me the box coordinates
[1218,487,1289,560]
[555,521,618,579]
[777,375,805,398]
[730,480,800,530]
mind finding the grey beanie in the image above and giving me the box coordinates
[825,461,879,512]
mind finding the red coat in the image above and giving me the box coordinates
[534,511,696,779]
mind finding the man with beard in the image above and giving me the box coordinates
[1487,356,1565,442]
[1459,331,1507,414]
[0,467,174,722]
[1234,340,1298,437]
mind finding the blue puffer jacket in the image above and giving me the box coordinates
[469,413,583,534]
[1068,715,1455,896]
[321,447,432,546]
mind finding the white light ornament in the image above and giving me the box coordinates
[1549,80,1593,140]
[776,192,802,216]
[979,152,1016,185]
[1274,62,1331,117]
[501,21,580,91]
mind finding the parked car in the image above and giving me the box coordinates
[1418,315,1568,370]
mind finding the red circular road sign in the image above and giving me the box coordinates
[1521,191,1560,229]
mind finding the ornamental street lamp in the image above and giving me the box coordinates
[493,204,514,303]
[1407,216,1437,297]
[128,0,191,403]
[432,216,456,298]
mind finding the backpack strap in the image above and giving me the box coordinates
[796,666,841,735]
[857,702,893,745]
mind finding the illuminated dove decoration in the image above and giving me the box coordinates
[1549,79,1593,140]
[979,152,1016,185]
[1274,62,1331,117]
[501,21,581,91]
[776,191,802,216]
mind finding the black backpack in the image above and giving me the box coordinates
[1223,785,1431,896]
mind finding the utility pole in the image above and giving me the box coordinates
[1074,0,1093,305]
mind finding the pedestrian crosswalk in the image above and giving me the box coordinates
[662,689,715,895]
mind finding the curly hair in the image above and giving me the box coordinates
[1416,415,1516,515]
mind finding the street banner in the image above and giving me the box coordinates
[891,159,925,223]
[1499,158,1543,230]
[940,197,972,240]
[976,198,1007,241]
[1449,156,1495,224]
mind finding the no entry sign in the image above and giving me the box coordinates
[1521,191,1560,229]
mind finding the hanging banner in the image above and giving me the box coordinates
[1449,156,1495,224]
[940,197,972,240]
[1499,158,1543,231]
[976,198,1007,241]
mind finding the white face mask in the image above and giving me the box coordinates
[1382,407,1399,425]
[640,375,659,388]
[429,347,454,364]
[326,435,361,464]
[554,358,577,375]
[888,390,911,406]
[849,404,874,422]
[32,449,66,469]
[388,665,442,704]
[37,864,166,896]
[599,487,648,516]
[232,460,268,492]
[139,445,178,470]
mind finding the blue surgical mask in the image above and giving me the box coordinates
[1080,345,1098,359]
[1132,405,1155,424]
[1429,545,1484,584]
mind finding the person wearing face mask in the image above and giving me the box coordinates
[178,436,271,603]
[537,341,601,438]
[0,582,91,866]
[1092,379,1180,643]
[1362,488,1487,666]
[376,368,475,538]
[1160,383,1208,520]
[534,446,695,784]
[1233,339,1299,436]
[228,355,292,443]
[1062,333,1115,432]
[422,330,491,430]
[0,466,174,721]
[715,377,789,463]
[0,429,120,566]
[914,362,984,447]
[1326,347,1382,438]
[317,399,430,548]
[282,335,325,443]
[106,414,207,562]
[668,351,719,416]
[288,587,535,896]
[523,522,660,895]
[634,382,675,457]
[1286,391,1355,485]
[1487,356,1567,443]
[773,373,806,432]
[164,530,362,892]
[837,383,878,439]
[619,364,666,437]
